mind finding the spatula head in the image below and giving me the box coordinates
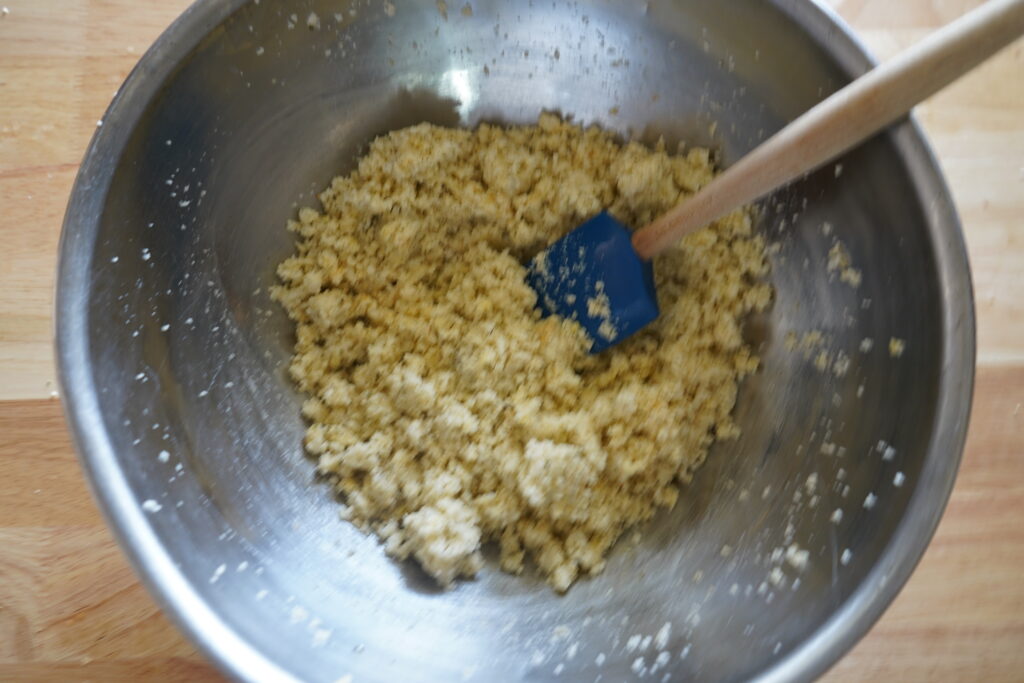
[526,211,659,352]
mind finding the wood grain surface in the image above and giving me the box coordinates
[1,1,1022,681]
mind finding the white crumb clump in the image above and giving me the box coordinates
[655,622,672,650]
[832,351,851,378]
[586,287,609,319]
[312,628,331,647]
[141,499,162,513]
[272,115,771,592]
[889,337,906,357]
[586,287,618,341]
[785,330,824,355]
[826,240,861,288]
[306,11,321,29]
[784,543,809,571]
[596,319,618,342]
[840,266,862,288]
[786,329,855,376]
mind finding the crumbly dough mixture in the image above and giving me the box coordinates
[273,114,771,591]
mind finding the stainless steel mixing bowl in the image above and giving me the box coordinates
[56,0,975,681]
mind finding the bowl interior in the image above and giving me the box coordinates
[65,0,971,681]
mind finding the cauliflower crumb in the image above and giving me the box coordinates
[596,319,618,341]
[832,351,851,378]
[798,330,824,352]
[631,657,646,674]
[586,287,610,318]
[784,543,809,571]
[273,116,770,591]
[654,622,672,650]
[889,337,906,357]
[586,286,618,341]
[826,240,861,288]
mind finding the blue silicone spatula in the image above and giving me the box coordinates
[527,0,1024,352]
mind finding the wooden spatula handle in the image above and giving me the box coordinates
[632,0,1024,261]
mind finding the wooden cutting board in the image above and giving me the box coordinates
[1,1,1022,680]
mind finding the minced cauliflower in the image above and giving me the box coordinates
[273,114,771,591]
